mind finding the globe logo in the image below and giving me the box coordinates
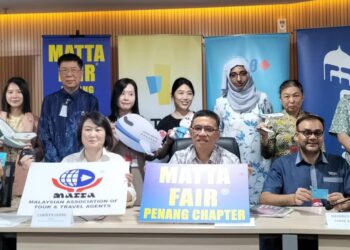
[59,169,95,188]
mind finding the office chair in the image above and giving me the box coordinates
[170,137,240,161]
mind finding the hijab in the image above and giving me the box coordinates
[221,57,261,113]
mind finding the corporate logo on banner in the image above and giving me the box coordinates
[204,34,290,111]
[297,26,350,155]
[139,163,250,224]
[42,35,111,115]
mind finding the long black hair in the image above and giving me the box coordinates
[109,78,139,122]
[1,77,31,114]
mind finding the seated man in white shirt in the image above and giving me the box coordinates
[169,109,240,164]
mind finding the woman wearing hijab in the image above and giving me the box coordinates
[214,57,273,204]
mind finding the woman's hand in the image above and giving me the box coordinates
[257,122,269,146]
[125,173,133,187]
[19,154,34,170]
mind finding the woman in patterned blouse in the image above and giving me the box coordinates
[259,80,306,159]
[214,57,273,205]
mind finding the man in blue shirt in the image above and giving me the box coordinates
[260,114,350,211]
[39,53,99,162]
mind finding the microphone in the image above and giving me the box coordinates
[325,198,350,211]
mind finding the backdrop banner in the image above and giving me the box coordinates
[297,26,350,155]
[204,34,290,111]
[42,35,111,115]
[118,35,203,127]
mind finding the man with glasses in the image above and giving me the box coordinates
[169,109,240,164]
[260,114,350,211]
[39,53,99,162]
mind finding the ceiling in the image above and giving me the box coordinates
[0,0,312,14]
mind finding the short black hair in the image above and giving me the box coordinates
[77,112,114,151]
[109,78,140,122]
[1,77,31,113]
[191,110,220,128]
[296,114,324,130]
[58,53,83,68]
[171,77,195,97]
[279,79,304,96]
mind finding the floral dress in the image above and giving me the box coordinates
[214,92,273,204]
[329,95,350,165]
[261,110,307,159]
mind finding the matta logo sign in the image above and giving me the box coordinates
[324,46,350,85]
[52,169,103,192]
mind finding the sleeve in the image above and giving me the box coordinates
[168,152,180,164]
[261,159,284,194]
[91,96,99,112]
[38,97,61,162]
[126,183,137,207]
[329,96,350,135]
[342,160,350,197]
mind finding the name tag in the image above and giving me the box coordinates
[326,212,350,229]
[31,209,73,227]
[312,189,328,199]
[323,177,343,183]
[59,104,68,117]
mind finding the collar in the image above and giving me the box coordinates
[77,147,110,162]
[60,87,81,99]
[295,151,328,166]
[190,144,219,164]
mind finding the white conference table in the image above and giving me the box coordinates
[0,207,349,250]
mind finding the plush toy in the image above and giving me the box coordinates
[115,114,162,155]
[169,112,194,139]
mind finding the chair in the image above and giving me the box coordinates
[170,137,240,161]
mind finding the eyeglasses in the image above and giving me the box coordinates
[229,71,248,79]
[297,130,323,138]
[191,125,218,134]
[59,68,81,75]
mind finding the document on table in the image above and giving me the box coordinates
[0,214,30,227]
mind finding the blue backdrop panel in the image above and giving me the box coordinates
[297,26,350,155]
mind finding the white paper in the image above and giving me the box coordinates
[0,214,30,227]
[215,218,255,227]
[326,212,350,229]
[18,161,129,216]
[31,209,73,227]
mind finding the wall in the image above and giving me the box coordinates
[0,0,349,115]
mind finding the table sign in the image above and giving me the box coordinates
[18,161,129,216]
[326,212,350,229]
[31,209,73,227]
[139,163,250,224]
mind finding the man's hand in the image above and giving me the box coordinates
[293,188,312,205]
[328,192,347,211]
